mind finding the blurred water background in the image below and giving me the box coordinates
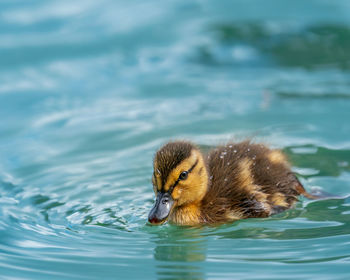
[0,0,350,279]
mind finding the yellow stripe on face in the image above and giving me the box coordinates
[163,150,198,192]
[153,160,162,192]
[152,174,157,194]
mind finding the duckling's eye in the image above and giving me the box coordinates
[179,171,188,180]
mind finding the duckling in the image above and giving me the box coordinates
[148,140,313,226]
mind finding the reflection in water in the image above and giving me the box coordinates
[150,226,207,280]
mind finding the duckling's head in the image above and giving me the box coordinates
[148,141,208,225]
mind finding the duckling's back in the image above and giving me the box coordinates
[201,141,305,224]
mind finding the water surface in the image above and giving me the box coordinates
[0,0,350,279]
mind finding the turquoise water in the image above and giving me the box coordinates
[1,0,350,279]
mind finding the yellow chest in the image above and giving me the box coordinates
[169,203,202,226]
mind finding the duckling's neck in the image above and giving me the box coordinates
[170,201,203,226]
[170,176,209,226]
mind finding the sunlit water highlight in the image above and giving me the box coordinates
[0,0,350,279]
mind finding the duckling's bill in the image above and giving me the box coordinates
[148,192,174,225]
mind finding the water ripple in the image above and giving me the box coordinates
[1,0,350,279]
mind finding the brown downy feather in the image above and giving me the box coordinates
[200,141,307,223]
